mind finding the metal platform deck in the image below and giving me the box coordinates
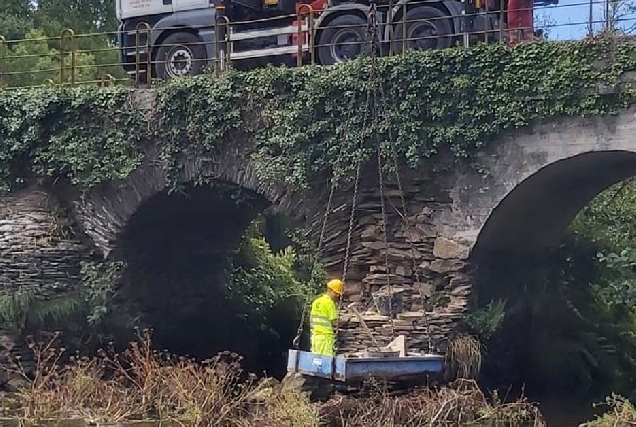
[286,349,444,382]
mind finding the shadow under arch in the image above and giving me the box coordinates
[112,181,299,376]
[472,150,636,258]
[466,150,636,408]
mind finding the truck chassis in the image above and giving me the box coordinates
[117,0,555,83]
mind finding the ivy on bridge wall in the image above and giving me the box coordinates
[0,37,635,193]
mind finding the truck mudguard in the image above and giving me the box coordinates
[386,0,463,37]
[314,2,372,29]
[151,7,218,60]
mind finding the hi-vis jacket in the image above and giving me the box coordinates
[310,294,338,336]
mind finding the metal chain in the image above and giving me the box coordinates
[292,89,366,348]
[333,2,381,351]
[293,10,378,348]
[369,6,432,353]
[391,154,433,353]
[377,148,396,340]
[366,0,396,341]
[334,92,370,351]
[291,71,369,349]
[341,163,362,284]
[366,0,380,56]
[292,178,337,348]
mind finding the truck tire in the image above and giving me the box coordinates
[392,6,453,53]
[317,14,368,66]
[155,32,206,80]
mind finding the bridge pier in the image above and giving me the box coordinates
[0,186,94,388]
[308,164,475,356]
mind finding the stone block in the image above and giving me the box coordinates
[363,273,405,285]
[450,285,471,296]
[433,236,469,260]
[343,281,363,297]
[415,223,437,237]
[386,247,422,261]
[419,260,431,269]
[348,294,363,302]
[361,225,379,239]
[414,282,435,297]
[449,274,470,287]
[395,265,407,276]
[429,259,464,274]
[369,265,388,273]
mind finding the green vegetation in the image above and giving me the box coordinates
[585,394,636,426]
[5,3,636,422]
[0,0,125,87]
[0,38,635,193]
[224,218,323,375]
[0,260,135,349]
[465,179,636,413]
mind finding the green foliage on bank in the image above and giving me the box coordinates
[586,394,636,426]
[227,234,313,336]
[1,37,636,192]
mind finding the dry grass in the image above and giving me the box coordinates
[584,394,636,426]
[1,330,263,425]
[0,331,543,426]
[444,334,483,381]
[316,380,544,427]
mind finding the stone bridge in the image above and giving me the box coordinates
[3,39,636,361]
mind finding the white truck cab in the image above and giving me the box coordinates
[117,0,171,21]
[116,0,213,20]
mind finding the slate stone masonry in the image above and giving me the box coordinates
[4,92,636,366]
[311,167,473,356]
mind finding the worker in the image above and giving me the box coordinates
[310,279,344,356]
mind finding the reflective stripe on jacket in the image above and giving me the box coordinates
[310,294,337,336]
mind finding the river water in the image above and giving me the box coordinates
[540,396,599,426]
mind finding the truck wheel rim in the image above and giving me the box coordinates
[408,21,438,50]
[330,29,363,63]
[167,46,194,77]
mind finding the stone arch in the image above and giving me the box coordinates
[442,106,636,256]
[361,107,636,358]
[114,179,276,368]
[63,143,311,259]
[448,110,636,397]
[48,135,329,375]
[473,150,636,255]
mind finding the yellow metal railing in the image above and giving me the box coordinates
[0,0,626,90]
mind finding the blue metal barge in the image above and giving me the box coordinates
[286,349,445,382]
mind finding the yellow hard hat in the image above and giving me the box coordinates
[327,279,344,295]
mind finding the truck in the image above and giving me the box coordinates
[116,0,557,82]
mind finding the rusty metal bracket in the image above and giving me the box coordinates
[60,29,76,84]
[135,22,152,87]
[100,74,116,87]
[214,14,230,75]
